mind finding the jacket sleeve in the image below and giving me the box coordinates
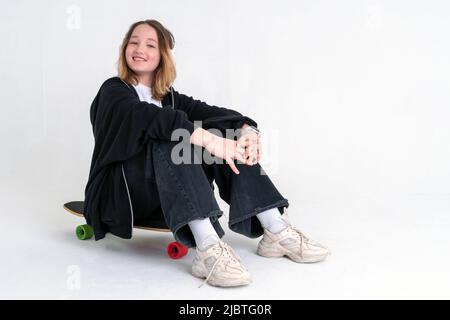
[175,92,258,134]
[91,80,195,164]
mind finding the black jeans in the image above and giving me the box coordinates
[123,140,289,248]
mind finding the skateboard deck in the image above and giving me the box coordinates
[63,201,171,232]
[63,201,188,259]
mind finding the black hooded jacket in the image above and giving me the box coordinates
[83,77,258,240]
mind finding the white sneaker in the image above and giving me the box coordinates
[192,236,252,287]
[257,211,330,263]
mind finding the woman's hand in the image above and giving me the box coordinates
[190,127,246,174]
[206,135,250,174]
[237,126,262,165]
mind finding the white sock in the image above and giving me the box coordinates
[188,218,220,250]
[256,207,288,234]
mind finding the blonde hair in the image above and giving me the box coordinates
[118,19,176,100]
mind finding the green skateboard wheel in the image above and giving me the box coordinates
[76,224,94,240]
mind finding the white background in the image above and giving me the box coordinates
[1,0,449,299]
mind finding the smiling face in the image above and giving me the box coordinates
[125,23,161,86]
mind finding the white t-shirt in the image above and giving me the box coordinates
[132,83,162,107]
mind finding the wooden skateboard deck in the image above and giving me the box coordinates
[63,201,171,232]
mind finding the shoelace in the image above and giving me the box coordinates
[279,209,311,257]
[199,241,241,288]
[282,222,329,257]
[288,226,310,257]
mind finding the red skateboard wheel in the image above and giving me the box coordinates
[167,241,189,259]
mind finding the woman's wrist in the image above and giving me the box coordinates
[190,127,217,147]
[240,124,261,138]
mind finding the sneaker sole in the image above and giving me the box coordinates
[257,244,329,263]
[192,265,252,287]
